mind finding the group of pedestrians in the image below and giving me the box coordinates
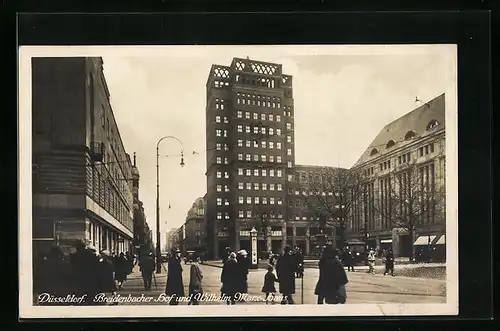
[34,240,137,306]
[220,249,250,305]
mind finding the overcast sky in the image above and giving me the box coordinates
[95,45,456,244]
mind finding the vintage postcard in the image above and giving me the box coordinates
[18,45,458,318]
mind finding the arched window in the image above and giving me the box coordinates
[370,148,379,156]
[386,140,396,148]
[404,130,416,140]
[426,119,439,130]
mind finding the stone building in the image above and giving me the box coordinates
[205,57,295,258]
[183,196,206,251]
[348,93,446,258]
[32,57,134,258]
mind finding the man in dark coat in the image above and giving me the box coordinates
[139,252,155,291]
[276,246,296,304]
[165,248,185,305]
[69,241,100,305]
[36,246,72,305]
[384,249,395,276]
[96,250,117,305]
[221,252,239,305]
[315,247,349,304]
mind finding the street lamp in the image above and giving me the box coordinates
[156,135,184,274]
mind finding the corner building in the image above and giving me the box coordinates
[32,57,134,257]
[205,58,295,259]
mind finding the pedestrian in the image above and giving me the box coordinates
[342,247,355,272]
[114,252,129,290]
[276,246,296,304]
[220,252,239,305]
[139,252,155,291]
[261,265,278,304]
[314,247,330,304]
[36,246,72,306]
[165,248,185,305]
[383,249,395,276]
[333,249,349,304]
[236,250,249,298]
[96,250,117,305]
[69,241,100,305]
[188,259,203,305]
[367,250,376,274]
[222,246,231,265]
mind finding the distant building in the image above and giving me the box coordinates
[131,153,153,255]
[32,57,134,257]
[348,94,446,258]
[205,57,295,259]
[183,196,206,251]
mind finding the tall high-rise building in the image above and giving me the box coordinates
[205,57,295,259]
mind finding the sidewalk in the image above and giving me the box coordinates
[118,265,167,294]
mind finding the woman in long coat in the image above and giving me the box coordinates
[188,260,203,305]
[315,247,348,304]
[165,249,185,305]
[114,252,129,289]
[275,246,296,304]
[221,252,239,305]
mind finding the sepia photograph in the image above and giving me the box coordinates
[18,45,458,318]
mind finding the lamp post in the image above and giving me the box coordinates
[156,135,184,274]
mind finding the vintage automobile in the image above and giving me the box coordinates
[344,240,370,265]
[184,250,200,264]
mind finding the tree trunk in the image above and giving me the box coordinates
[408,226,414,262]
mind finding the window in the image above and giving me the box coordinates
[238,139,243,147]
[276,115,281,122]
[217,212,222,220]
[237,125,243,133]
[262,197,268,204]
[253,154,259,161]
[225,199,229,206]
[238,168,243,175]
[370,148,379,156]
[238,182,244,189]
[225,172,229,179]
[254,112,258,120]
[237,111,242,118]
[253,126,258,134]
[225,185,230,192]
[247,197,252,204]
[258,113,264,121]
[216,129,222,137]
[245,126,251,133]
[224,144,229,151]
[246,140,251,147]
[254,197,260,204]
[261,127,266,135]
[254,140,259,148]
[239,210,244,218]
[216,171,222,178]
[277,156,282,163]
[269,114,274,121]
[296,200,301,207]
[254,183,260,190]
[246,154,251,161]
[405,130,416,140]
[238,154,243,161]
[288,174,293,181]
[286,123,292,130]
[287,136,292,143]
[262,155,267,162]
[217,185,222,192]
[277,142,282,149]
[270,197,275,205]
[386,140,395,148]
[246,183,252,190]
[269,142,274,149]
[246,169,252,176]
[245,112,250,119]
[277,198,283,205]
[270,169,275,177]
[277,169,283,177]
[225,213,229,220]
[262,183,267,190]
[262,169,267,176]
[269,128,274,135]
[287,149,292,156]
[261,141,267,148]
[215,116,221,123]
[269,155,274,163]
[277,184,282,191]
[217,198,222,206]
[270,184,275,191]
[254,169,259,176]
[276,129,281,136]
[426,120,439,130]
[216,143,221,151]
[287,161,292,168]
[223,130,227,137]
[246,211,252,218]
[216,157,222,164]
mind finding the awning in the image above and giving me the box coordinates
[380,239,392,244]
[435,235,445,245]
[413,235,436,246]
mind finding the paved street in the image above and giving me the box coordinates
[116,262,445,305]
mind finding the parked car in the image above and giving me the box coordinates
[184,250,200,264]
[161,252,169,263]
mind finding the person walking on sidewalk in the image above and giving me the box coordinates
[165,248,185,305]
[139,252,155,291]
[367,250,376,275]
[261,265,278,304]
[276,246,296,304]
[221,252,239,305]
[97,250,117,305]
[188,260,204,305]
[114,252,129,290]
[383,249,395,276]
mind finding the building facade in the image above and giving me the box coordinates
[183,196,206,251]
[205,57,295,259]
[32,57,134,258]
[348,94,446,258]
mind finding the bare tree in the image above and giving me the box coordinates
[304,167,363,247]
[375,161,443,260]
